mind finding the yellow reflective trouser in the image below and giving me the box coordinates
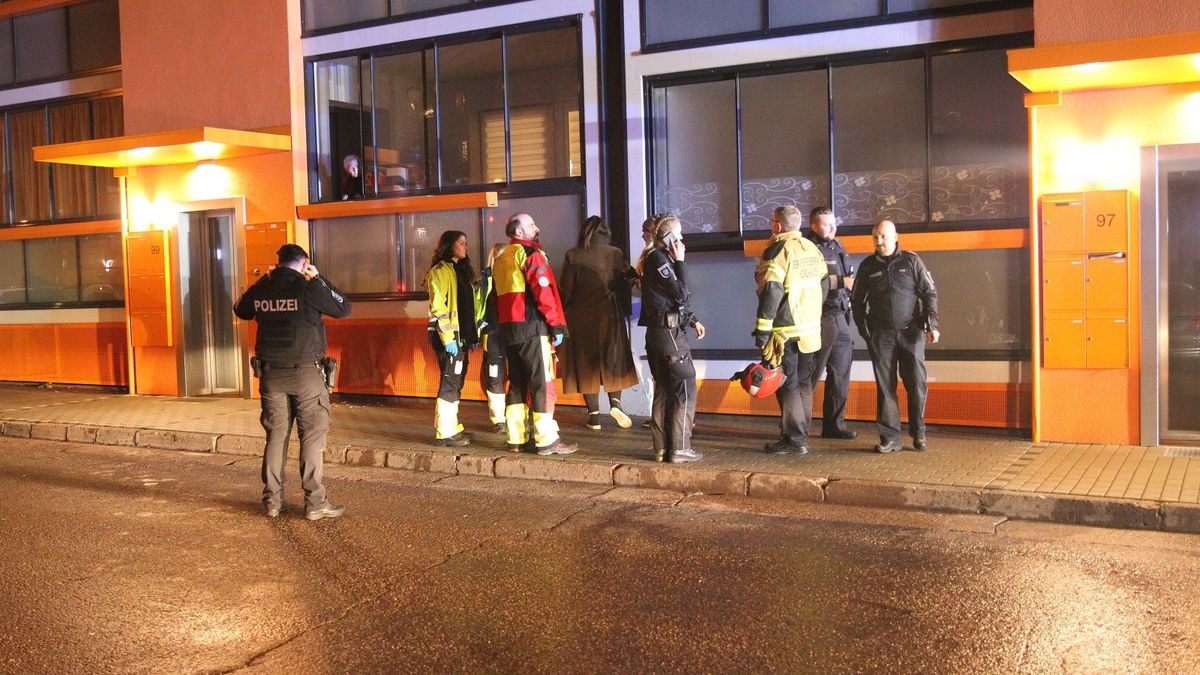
[435,397,464,440]
[504,335,559,448]
[487,391,506,424]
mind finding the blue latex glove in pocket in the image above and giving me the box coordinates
[444,341,459,356]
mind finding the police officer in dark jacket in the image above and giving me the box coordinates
[851,220,939,454]
[637,214,706,463]
[234,244,352,520]
[805,206,857,440]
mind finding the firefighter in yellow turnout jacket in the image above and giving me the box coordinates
[425,230,484,447]
[754,205,829,455]
[492,213,576,455]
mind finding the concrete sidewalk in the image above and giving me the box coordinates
[2,383,1198,533]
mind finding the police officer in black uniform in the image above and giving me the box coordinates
[234,244,352,520]
[805,206,858,440]
[851,220,940,454]
[637,214,705,463]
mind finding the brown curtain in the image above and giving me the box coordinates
[10,109,50,223]
[91,96,122,217]
[50,101,94,220]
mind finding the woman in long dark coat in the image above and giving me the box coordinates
[560,216,639,430]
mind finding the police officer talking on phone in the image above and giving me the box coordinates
[637,214,706,463]
[234,244,351,520]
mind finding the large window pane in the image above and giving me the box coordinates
[370,50,434,193]
[15,9,67,82]
[769,0,883,28]
[930,50,1028,223]
[645,0,762,44]
[401,208,481,293]
[79,233,123,301]
[311,56,364,202]
[303,0,388,31]
[914,248,1029,352]
[437,39,503,187]
[68,0,120,72]
[10,109,51,224]
[26,236,78,303]
[483,193,582,279]
[680,250,758,350]
[502,27,581,182]
[651,79,738,234]
[832,59,927,227]
[0,20,14,86]
[0,240,24,305]
[740,69,830,233]
[49,101,94,220]
[311,215,398,294]
[91,96,123,216]
[390,0,469,14]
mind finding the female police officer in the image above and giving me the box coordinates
[637,214,706,463]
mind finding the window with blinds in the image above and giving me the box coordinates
[568,109,580,177]
[484,107,550,183]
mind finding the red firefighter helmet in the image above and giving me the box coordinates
[734,362,785,398]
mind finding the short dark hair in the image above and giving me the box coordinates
[277,243,308,264]
[809,206,833,223]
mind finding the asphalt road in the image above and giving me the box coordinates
[1,437,1198,674]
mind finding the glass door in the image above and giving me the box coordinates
[1163,166,1200,439]
[180,209,242,396]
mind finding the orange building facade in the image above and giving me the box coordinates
[4,0,1200,447]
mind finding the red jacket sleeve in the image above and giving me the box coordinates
[523,249,566,327]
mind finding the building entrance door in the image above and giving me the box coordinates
[180,209,242,396]
[1162,166,1200,440]
[1143,143,1200,445]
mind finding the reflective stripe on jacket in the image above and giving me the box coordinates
[755,230,828,353]
[424,260,483,347]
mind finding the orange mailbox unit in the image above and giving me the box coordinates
[244,222,290,283]
[126,231,172,347]
[1040,190,1130,369]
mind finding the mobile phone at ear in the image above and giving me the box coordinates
[661,230,681,247]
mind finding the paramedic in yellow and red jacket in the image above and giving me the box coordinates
[492,212,577,456]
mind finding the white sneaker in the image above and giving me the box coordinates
[609,407,632,429]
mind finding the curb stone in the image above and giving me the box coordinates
[613,464,749,495]
[457,453,497,477]
[981,490,1162,530]
[494,456,615,485]
[1159,502,1200,533]
[825,479,982,513]
[30,423,68,441]
[346,446,387,468]
[747,473,826,502]
[215,434,262,457]
[1,421,32,438]
[95,426,137,447]
[67,425,99,444]
[387,449,457,475]
[135,429,216,453]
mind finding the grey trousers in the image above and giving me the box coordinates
[259,362,330,509]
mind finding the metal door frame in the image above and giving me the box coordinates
[174,197,251,398]
[1140,143,1200,446]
